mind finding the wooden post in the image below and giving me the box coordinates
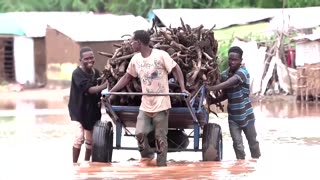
[309,65,320,101]
[296,66,307,101]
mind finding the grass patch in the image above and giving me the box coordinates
[214,22,270,41]
[213,22,270,71]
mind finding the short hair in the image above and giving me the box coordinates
[228,46,243,58]
[80,46,93,59]
[133,30,150,46]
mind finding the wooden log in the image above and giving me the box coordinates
[99,18,221,108]
[98,51,113,58]
[110,53,134,65]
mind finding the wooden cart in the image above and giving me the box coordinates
[92,86,223,162]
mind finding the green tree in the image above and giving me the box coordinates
[1,0,320,16]
[0,0,103,12]
[104,0,320,16]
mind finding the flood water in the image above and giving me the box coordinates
[0,98,320,180]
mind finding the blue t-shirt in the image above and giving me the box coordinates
[221,67,255,127]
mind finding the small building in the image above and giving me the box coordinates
[45,14,150,85]
[0,13,43,86]
[0,13,21,83]
[0,12,88,87]
[268,7,320,34]
[151,8,276,29]
[292,34,320,100]
[293,34,320,67]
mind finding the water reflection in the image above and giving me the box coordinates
[0,99,320,179]
[253,101,320,118]
[0,99,66,110]
[0,100,67,117]
[210,99,320,118]
[0,114,71,139]
[74,160,257,179]
[1,98,320,118]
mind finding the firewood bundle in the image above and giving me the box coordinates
[99,18,221,108]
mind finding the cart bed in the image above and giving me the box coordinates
[111,106,208,129]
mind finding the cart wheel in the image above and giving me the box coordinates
[92,120,113,163]
[202,123,223,161]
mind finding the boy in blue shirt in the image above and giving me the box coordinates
[206,46,261,159]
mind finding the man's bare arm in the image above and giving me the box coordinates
[109,73,133,92]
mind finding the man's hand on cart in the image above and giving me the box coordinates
[181,89,190,99]
[101,89,111,102]
[181,89,190,94]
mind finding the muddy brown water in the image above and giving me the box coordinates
[0,99,319,179]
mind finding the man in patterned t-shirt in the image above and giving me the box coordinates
[206,46,261,160]
[108,30,188,166]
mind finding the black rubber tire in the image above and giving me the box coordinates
[147,129,190,152]
[202,123,223,161]
[92,120,113,163]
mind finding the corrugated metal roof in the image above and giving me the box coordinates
[152,8,278,30]
[153,7,320,31]
[6,12,92,38]
[0,13,24,35]
[48,14,151,42]
[291,33,320,42]
[268,7,320,31]
[0,12,150,40]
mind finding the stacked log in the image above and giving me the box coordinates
[99,18,221,108]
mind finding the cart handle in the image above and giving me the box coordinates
[101,89,202,130]
[101,90,188,97]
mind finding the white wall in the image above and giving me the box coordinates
[14,36,35,84]
[295,41,320,66]
[231,39,267,94]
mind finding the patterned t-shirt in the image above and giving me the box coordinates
[127,49,177,112]
[221,67,255,127]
